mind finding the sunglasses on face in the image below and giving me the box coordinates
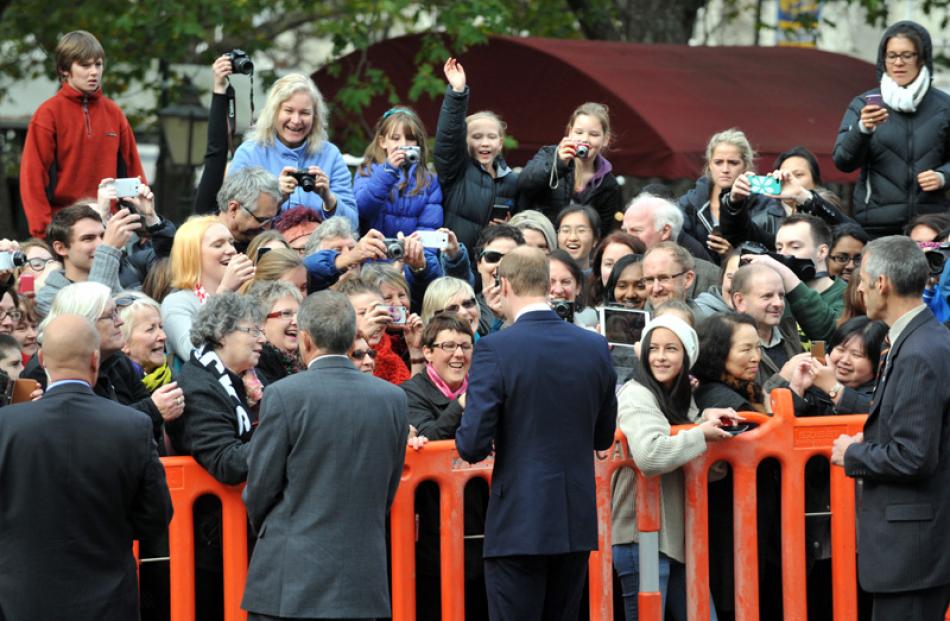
[479,250,506,263]
[350,349,378,360]
[435,297,477,316]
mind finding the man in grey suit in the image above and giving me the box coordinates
[241,290,409,621]
[832,236,950,620]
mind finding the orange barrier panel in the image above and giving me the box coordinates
[153,396,950,621]
[161,456,248,621]
[679,389,867,621]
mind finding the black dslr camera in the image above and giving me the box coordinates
[382,238,405,260]
[227,49,254,75]
[738,241,816,282]
[551,299,575,323]
[920,242,950,277]
[289,170,317,193]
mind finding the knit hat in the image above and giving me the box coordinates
[640,314,699,369]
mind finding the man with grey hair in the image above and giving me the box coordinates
[623,193,719,296]
[242,290,408,621]
[216,166,281,251]
[301,217,390,291]
[831,236,950,620]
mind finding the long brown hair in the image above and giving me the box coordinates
[358,107,433,197]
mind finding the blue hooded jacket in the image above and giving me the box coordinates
[355,162,443,237]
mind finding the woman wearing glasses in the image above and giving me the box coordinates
[422,277,481,338]
[348,335,378,374]
[400,313,489,621]
[18,238,61,290]
[828,223,868,282]
[473,225,524,335]
[247,281,303,385]
[556,204,600,273]
[833,21,950,236]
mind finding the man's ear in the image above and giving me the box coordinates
[816,243,829,264]
[731,291,744,312]
[683,270,696,291]
[298,330,314,360]
[660,224,673,242]
[51,240,68,260]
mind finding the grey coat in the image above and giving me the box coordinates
[241,356,409,619]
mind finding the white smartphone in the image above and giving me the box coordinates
[598,306,650,348]
[112,177,140,198]
[415,230,449,251]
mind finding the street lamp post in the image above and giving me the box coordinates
[157,78,208,222]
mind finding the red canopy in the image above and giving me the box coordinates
[314,35,873,183]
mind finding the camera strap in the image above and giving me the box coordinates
[225,77,256,158]
[226,84,237,158]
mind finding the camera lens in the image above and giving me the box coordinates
[575,144,590,159]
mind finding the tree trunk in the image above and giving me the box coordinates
[619,0,707,43]
[566,0,707,44]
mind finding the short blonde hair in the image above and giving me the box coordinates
[422,277,475,326]
[704,128,756,179]
[118,291,162,343]
[170,215,221,290]
[465,110,507,138]
[498,247,549,297]
[249,73,328,155]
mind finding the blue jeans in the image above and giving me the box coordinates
[612,542,718,621]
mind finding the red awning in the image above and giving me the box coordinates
[314,35,873,183]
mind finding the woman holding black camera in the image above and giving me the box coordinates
[229,74,357,227]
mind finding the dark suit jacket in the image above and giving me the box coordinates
[455,309,617,558]
[0,382,172,621]
[844,308,950,593]
[402,371,465,440]
[241,356,408,619]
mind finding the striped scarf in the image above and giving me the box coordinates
[193,345,252,436]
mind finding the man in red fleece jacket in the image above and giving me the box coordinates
[20,30,146,238]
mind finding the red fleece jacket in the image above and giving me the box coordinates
[19,84,146,237]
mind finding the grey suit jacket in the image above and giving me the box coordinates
[241,356,409,618]
[844,309,950,593]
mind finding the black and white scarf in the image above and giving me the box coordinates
[194,345,252,437]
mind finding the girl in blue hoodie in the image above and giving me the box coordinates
[355,107,443,238]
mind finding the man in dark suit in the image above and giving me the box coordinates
[242,290,409,621]
[832,236,950,620]
[0,314,172,621]
[455,246,618,621]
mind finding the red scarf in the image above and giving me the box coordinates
[194,283,210,305]
[372,332,410,385]
[425,363,468,400]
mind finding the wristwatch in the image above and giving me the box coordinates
[828,382,844,399]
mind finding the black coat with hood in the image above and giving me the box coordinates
[833,20,950,236]
[434,86,520,254]
[517,145,623,236]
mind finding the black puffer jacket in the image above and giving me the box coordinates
[517,145,623,236]
[434,86,520,253]
[833,20,950,236]
[680,176,786,250]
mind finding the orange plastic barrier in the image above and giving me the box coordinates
[152,394,950,621]
[161,456,248,621]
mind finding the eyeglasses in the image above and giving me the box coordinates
[266,309,297,321]
[479,250,506,263]
[350,349,378,360]
[829,253,862,266]
[430,341,473,353]
[25,257,57,271]
[234,326,265,338]
[96,308,121,323]
[0,309,23,323]
[435,297,478,316]
[885,52,918,63]
[290,245,308,256]
[641,270,688,288]
[240,204,275,227]
[558,226,592,237]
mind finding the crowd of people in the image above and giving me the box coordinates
[1,17,949,621]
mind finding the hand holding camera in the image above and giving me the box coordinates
[337,230,389,272]
[770,170,811,204]
[443,57,467,93]
[556,137,579,164]
[730,172,754,202]
[399,232,426,270]
[102,206,142,249]
[212,55,233,95]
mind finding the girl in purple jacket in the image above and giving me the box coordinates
[355,107,443,238]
